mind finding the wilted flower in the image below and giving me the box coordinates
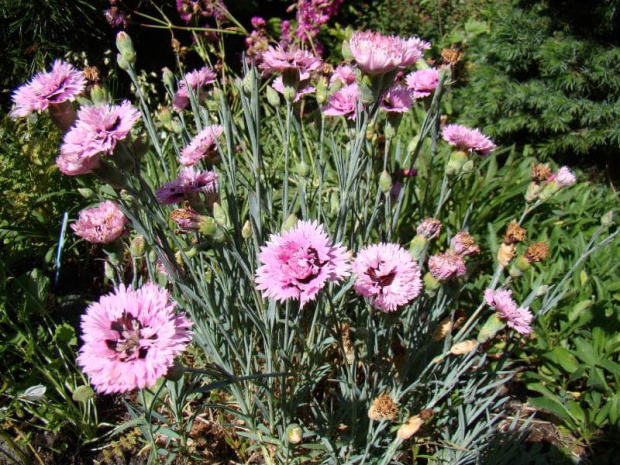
[442,124,496,156]
[173,66,217,110]
[380,85,413,113]
[11,60,86,118]
[503,221,526,245]
[524,242,549,264]
[77,283,192,394]
[428,252,466,281]
[322,83,361,119]
[156,167,218,205]
[349,31,430,75]
[450,340,478,355]
[417,218,442,240]
[397,415,424,439]
[405,68,439,98]
[368,393,399,421]
[260,46,322,75]
[352,243,422,312]
[531,163,552,183]
[255,221,350,308]
[450,232,480,256]
[484,288,533,335]
[179,124,223,165]
[71,201,127,244]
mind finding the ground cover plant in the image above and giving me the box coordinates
[2,2,620,463]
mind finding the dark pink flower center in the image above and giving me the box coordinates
[366,262,396,288]
[106,312,157,361]
[285,246,325,284]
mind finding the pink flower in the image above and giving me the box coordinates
[348,31,430,75]
[428,252,466,281]
[11,60,86,118]
[484,288,533,335]
[71,201,128,244]
[255,220,350,308]
[450,232,480,256]
[549,166,577,187]
[57,101,140,175]
[156,167,218,205]
[380,84,413,113]
[259,46,322,75]
[77,283,192,394]
[322,83,361,119]
[405,68,439,99]
[179,124,223,165]
[173,66,217,110]
[330,65,357,86]
[416,218,442,240]
[271,76,315,102]
[352,243,422,312]
[442,124,496,156]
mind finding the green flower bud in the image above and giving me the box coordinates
[296,160,311,177]
[601,210,614,226]
[445,151,468,176]
[423,272,440,296]
[162,67,175,91]
[266,86,281,107]
[90,85,110,104]
[77,188,95,199]
[524,182,542,203]
[242,220,252,239]
[184,246,198,258]
[164,360,184,382]
[104,261,115,281]
[461,159,475,174]
[116,31,136,64]
[198,217,217,236]
[537,183,559,202]
[509,255,530,277]
[379,170,393,194]
[409,235,428,260]
[116,53,130,71]
[342,40,352,61]
[130,235,146,257]
[213,202,228,227]
[286,424,303,445]
[477,313,506,343]
[316,76,328,105]
[242,73,254,95]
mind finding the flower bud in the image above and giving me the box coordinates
[524,181,542,203]
[130,235,146,257]
[242,72,254,95]
[77,188,95,199]
[316,76,328,105]
[104,261,115,281]
[423,272,440,296]
[461,159,475,174]
[116,32,136,64]
[409,235,428,260]
[282,213,298,232]
[242,220,252,239]
[198,217,217,236]
[90,85,110,104]
[449,340,478,355]
[117,53,130,71]
[509,255,530,277]
[379,170,393,194]
[164,360,185,381]
[601,210,614,226]
[162,67,175,91]
[212,202,228,227]
[477,313,506,343]
[296,160,311,177]
[432,316,453,341]
[266,86,281,107]
[341,40,352,61]
[497,243,516,268]
[445,150,468,176]
[285,424,303,445]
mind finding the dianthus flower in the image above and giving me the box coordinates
[77,283,192,394]
[416,218,442,240]
[11,60,86,118]
[549,166,577,187]
[330,65,357,86]
[349,31,430,75]
[405,68,439,99]
[179,124,223,165]
[352,243,422,312]
[255,220,350,308]
[259,46,322,76]
[484,288,533,335]
[441,124,496,156]
[173,66,217,110]
[271,76,315,102]
[322,83,361,119]
[380,84,413,113]
[450,232,480,256]
[156,167,218,205]
[71,201,128,244]
[428,252,466,281]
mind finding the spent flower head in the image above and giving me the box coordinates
[428,252,466,281]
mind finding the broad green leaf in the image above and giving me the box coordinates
[528,397,572,423]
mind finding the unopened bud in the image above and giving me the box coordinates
[524,181,542,203]
[423,272,440,296]
[162,67,175,90]
[77,188,95,199]
[199,217,217,236]
[90,85,110,104]
[213,202,228,226]
[130,235,146,257]
[316,76,328,104]
[601,210,614,226]
[509,255,530,277]
[285,424,303,445]
[104,261,115,281]
[116,32,136,64]
[379,170,393,194]
[242,72,254,95]
[341,40,352,61]
[266,86,281,107]
[117,53,130,71]
[477,313,506,343]
[164,360,184,381]
[242,220,252,239]
[409,235,428,259]
[296,160,311,177]
[446,151,468,176]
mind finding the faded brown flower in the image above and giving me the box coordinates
[397,415,424,440]
[525,242,549,263]
[531,163,552,183]
[503,221,526,244]
[498,243,516,267]
[368,393,399,421]
[441,48,462,66]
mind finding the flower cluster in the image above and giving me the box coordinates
[77,283,192,393]
[294,0,344,46]
[484,288,533,335]
[71,201,128,244]
[428,231,480,281]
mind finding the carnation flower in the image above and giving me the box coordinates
[484,288,533,335]
[441,124,496,156]
[156,167,218,205]
[255,220,350,308]
[352,243,422,312]
[330,65,357,86]
[77,283,192,394]
[428,252,466,281]
[416,218,442,240]
[11,60,86,118]
[179,124,223,165]
[405,68,439,99]
[58,101,140,175]
[348,31,430,75]
[380,85,413,113]
[71,201,128,244]
[173,66,217,110]
[259,46,322,75]
[322,83,361,119]
[450,232,480,256]
[550,166,577,187]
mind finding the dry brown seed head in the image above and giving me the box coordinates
[531,163,552,183]
[397,415,424,440]
[450,340,478,355]
[368,393,399,421]
[441,48,462,66]
[498,243,516,267]
[503,221,527,244]
[525,242,549,263]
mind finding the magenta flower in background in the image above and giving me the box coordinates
[428,252,466,281]
[71,201,128,244]
[179,124,223,165]
[255,220,350,308]
[549,166,577,187]
[11,60,86,118]
[348,31,430,75]
[156,167,218,205]
[322,83,361,119]
[405,68,439,99]
[77,283,192,394]
[484,288,533,335]
[442,124,496,156]
[294,0,344,45]
[330,65,357,86]
[260,46,322,75]
[380,85,413,113]
[416,218,442,240]
[352,243,422,312]
[173,66,217,110]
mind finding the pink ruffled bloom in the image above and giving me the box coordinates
[349,31,430,75]
[330,65,357,86]
[381,84,413,113]
[322,83,361,119]
[428,252,466,281]
[156,167,218,205]
[71,201,128,244]
[77,283,192,394]
[173,66,217,110]
[450,231,480,256]
[255,220,350,308]
[416,218,442,240]
[260,46,322,75]
[550,166,577,187]
[405,68,439,99]
[352,243,422,312]
[11,60,86,118]
[442,124,496,156]
[484,288,533,335]
[179,124,223,165]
